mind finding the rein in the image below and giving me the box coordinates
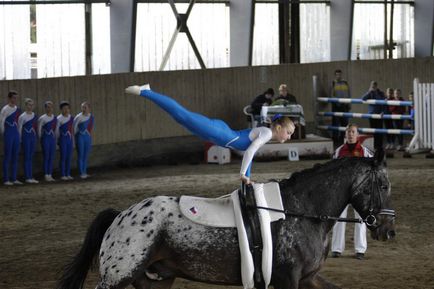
[255,168,396,225]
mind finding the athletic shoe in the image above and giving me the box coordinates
[125,84,150,95]
[355,253,365,260]
[80,174,88,179]
[4,181,13,186]
[61,176,69,181]
[331,251,341,258]
[45,175,55,182]
[13,180,23,185]
[25,179,39,184]
[67,176,74,180]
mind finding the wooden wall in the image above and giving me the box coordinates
[1,57,433,148]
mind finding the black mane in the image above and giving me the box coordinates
[280,157,373,187]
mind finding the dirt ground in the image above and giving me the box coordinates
[1,154,434,289]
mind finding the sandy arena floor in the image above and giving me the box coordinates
[1,154,434,289]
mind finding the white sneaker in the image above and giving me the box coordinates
[125,84,150,95]
[31,179,39,184]
[13,180,23,185]
[67,176,74,180]
[45,175,55,182]
[4,181,13,186]
[80,174,89,179]
[61,176,69,181]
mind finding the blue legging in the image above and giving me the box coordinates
[3,129,20,182]
[22,132,36,180]
[139,89,253,176]
[41,135,56,175]
[59,136,73,177]
[76,134,91,176]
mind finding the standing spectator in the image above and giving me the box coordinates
[389,89,406,150]
[274,84,297,104]
[56,101,74,181]
[74,102,94,179]
[18,98,39,184]
[251,88,274,125]
[362,81,387,151]
[407,91,414,130]
[330,69,351,145]
[38,101,57,182]
[1,91,22,185]
[331,123,373,260]
[384,88,395,149]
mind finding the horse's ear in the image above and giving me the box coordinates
[373,148,386,166]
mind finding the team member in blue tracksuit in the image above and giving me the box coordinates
[18,98,39,184]
[1,91,22,185]
[56,101,74,181]
[73,102,94,179]
[125,84,296,184]
[38,101,57,182]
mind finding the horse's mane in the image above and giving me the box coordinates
[280,157,372,187]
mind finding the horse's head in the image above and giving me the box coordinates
[350,149,396,241]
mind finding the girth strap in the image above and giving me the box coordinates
[238,184,265,289]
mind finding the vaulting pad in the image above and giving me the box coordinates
[179,182,285,228]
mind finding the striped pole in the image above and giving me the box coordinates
[317,111,412,120]
[317,97,413,106]
[318,125,414,135]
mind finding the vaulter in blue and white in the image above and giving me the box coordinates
[38,101,57,182]
[18,98,39,184]
[56,101,74,181]
[73,101,94,179]
[0,91,22,185]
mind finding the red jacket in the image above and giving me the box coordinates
[388,96,406,115]
[333,141,373,158]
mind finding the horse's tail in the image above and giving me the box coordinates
[57,208,120,289]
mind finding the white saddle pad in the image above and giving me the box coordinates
[179,182,285,228]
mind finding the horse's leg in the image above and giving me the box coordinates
[299,274,341,289]
[132,276,175,289]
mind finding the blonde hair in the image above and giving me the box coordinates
[279,84,287,91]
[24,98,33,105]
[271,116,295,130]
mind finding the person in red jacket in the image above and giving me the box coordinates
[388,89,406,150]
[331,123,373,260]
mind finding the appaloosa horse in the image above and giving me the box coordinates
[58,150,395,289]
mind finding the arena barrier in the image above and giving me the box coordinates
[316,78,434,153]
[407,79,434,153]
[316,97,414,135]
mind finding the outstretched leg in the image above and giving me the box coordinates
[126,84,244,149]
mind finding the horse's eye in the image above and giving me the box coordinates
[381,185,388,191]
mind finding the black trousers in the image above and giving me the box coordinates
[332,116,349,144]
[369,119,384,150]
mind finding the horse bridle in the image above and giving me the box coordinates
[255,167,396,227]
[352,168,396,228]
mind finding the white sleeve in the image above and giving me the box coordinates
[73,115,80,135]
[18,114,25,138]
[0,107,6,134]
[55,116,60,139]
[240,128,272,176]
[38,116,43,139]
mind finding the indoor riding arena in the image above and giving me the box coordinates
[1,1,434,289]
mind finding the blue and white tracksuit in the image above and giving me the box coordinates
[38,114,57,176]
[138,88,272,177]
[56,114,74,177]
[1,105,21,182]
[18,112,38,180]
[73,113,94,176]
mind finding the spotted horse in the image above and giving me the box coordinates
[57,150,395,289]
